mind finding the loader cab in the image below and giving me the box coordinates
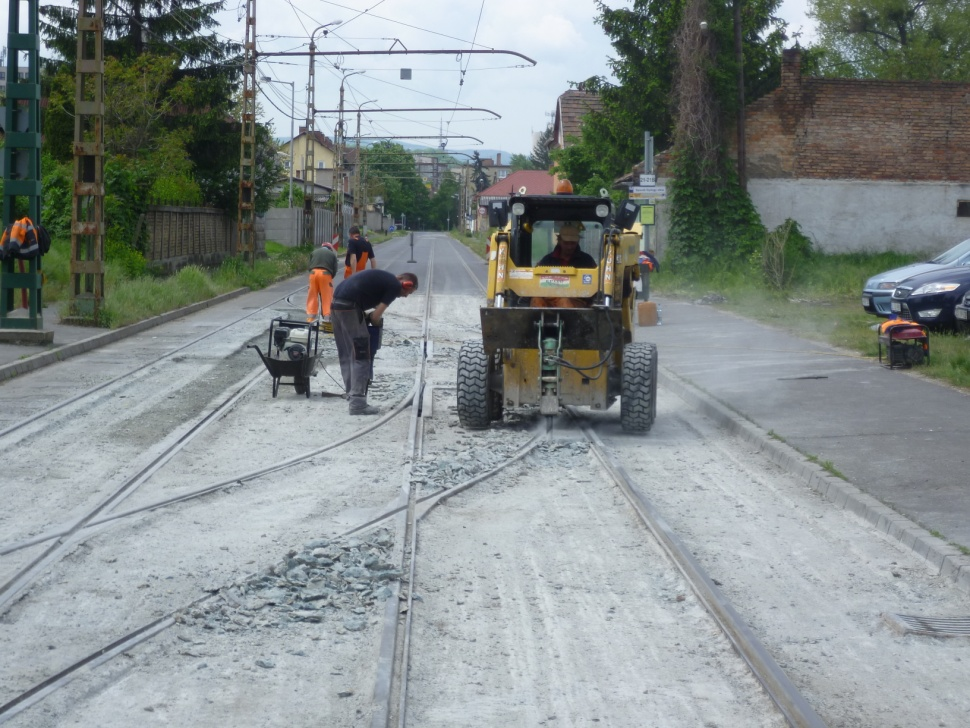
[505,195,614,268]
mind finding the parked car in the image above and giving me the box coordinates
[955,289,970,335]
[889,266,970,331]
[863,237,970,316]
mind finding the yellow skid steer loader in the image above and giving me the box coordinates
[457,182,657,432]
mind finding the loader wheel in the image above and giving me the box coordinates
[620,342,658,433]
[457,340,491,429]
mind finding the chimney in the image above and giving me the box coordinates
[781,48,802,89]
[298,126,307,135]
[497,152,502,165]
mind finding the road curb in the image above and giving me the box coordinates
[0,288,249,384]
[660,367,970,596]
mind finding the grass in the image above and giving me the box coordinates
[649,250,970,393]
[39,231,409,328]
[41,239,311,328]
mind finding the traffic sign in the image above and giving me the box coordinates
[629,185,666,200]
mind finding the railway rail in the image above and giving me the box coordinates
[3,234,968,727]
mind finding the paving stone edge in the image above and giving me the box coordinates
[659,367,970,596]
[0,288,249,384]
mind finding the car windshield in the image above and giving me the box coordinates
[931,238,970,265]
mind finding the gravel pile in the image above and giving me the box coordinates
[410,432,530,493]
[178,529,401,634]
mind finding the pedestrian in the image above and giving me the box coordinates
[330,269,418,415]
[306,241,338,322]
[343,225,377,279]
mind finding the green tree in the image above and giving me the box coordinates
[531,125,553,170]
[509,153,535,172]
[470,151,490,191]
[666,0,770,268]
[808,0,970,79]
[554,0,786,195]
[428,176,461,230]
[360,142,431,225]
[42,0,238,66]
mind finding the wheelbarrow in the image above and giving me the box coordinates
[249,317,322,398]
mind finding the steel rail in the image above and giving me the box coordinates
[0,369,264,612]
[369,233,436,728]
[577,416,828,728]
[0,385,418,558]
[0,286,308,441]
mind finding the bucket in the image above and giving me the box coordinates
[367,322,382,356]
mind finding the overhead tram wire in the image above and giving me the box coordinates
[316,0,506,49]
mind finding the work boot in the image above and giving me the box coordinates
[349,404,380,416]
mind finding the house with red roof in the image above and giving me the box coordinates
[473,170,556,232]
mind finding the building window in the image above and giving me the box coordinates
[958,201,970,218]
[497,170,508,180]
[317,161,326,169]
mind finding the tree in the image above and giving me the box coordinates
[42,0,238,67]
[552,0,787,194]
[360,142,431,225]
[666,0,768,268]
[470,151,490,192]
[509,153,535,172]
[808,0,970,80]
[530,125,553,170]
[41,0,245,212]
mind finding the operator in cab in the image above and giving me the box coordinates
[532,223,597,309]
[536,223,597,268]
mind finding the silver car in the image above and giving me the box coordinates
[863,237,970,316]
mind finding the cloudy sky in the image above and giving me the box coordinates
[244,0,817,157]
[4,0,816,157]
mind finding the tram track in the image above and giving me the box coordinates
[5,234,969,727]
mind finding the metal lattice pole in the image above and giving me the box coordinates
[0,0,43,330]
[238,0,257,264]
[66,0,105,322]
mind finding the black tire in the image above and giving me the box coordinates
[457,341,491,429]
[620,342,657,433]
[295,378,309,397]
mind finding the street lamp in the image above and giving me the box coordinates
[260,75,296,245]
[304,20,342,247]
[353,99,378,229]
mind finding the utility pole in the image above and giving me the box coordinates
[237,0,257,264]
[734,0,746,190]
[303,21,342,248]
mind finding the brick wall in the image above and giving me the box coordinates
[741,49,970,181]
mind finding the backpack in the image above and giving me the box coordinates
[0,218,51,260]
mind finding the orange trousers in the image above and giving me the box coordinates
[307,269,334,317]
[343,252,370,279]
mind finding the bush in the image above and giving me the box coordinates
[761,219,815,290]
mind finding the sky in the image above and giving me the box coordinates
[3,0,817,158]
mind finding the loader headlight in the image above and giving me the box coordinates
[595,204,609,217]
[512,202,525,216]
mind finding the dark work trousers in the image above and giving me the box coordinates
[331,306,372,412]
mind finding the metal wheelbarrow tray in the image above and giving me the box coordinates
[249,318,323,398]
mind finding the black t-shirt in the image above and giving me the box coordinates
[333,269,402,310]
[344,236,375,267]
